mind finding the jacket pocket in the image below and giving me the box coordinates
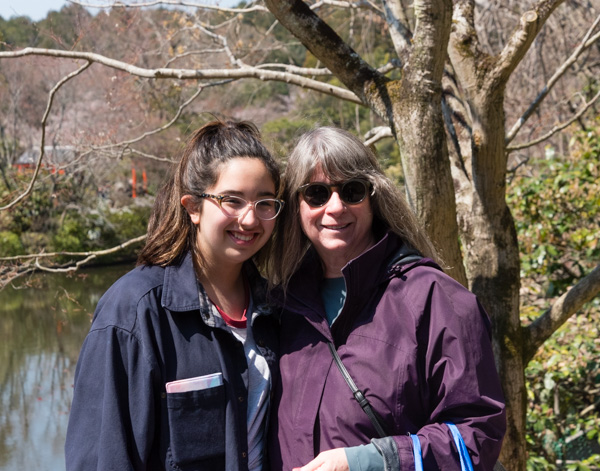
[166,384,225,466]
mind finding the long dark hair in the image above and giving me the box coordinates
[137,120,280,269]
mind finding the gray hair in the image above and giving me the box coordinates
[268,126,439,289]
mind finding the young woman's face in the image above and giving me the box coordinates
[299,168,375,274]
[186,157,277,269]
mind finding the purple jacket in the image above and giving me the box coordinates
[268,232,505,470]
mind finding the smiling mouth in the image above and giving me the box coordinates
[230,232,256,242]
[322,223,350,230]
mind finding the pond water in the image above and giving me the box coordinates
[0,264,133,471]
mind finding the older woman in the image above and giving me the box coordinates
[267,127,505,471]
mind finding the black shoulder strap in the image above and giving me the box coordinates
[327,342,388,438]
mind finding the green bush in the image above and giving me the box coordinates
[104,205,150,243]
[262,117,314,159]
[525,308,600,469]
[99,206,150,262]
[509,122,600,469]
[0,231,23,256]
[50,205,150,262]
[2,177,55,235]
[20,231,50,254]
[51,212,98,253]
[508,124,599,296]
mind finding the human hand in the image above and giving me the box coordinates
[292,448,349,471]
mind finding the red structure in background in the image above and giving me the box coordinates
[15,148,148,200]
[131,167,148,198]
[131,167,137,198]
[14,146,75,175]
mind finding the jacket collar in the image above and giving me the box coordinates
[276,231,440,340]
[161,252,201,312]
[276,232,404,332]
[286,231,404,295]
[161,252,272,325]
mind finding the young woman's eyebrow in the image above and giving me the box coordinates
[219,190,276,198]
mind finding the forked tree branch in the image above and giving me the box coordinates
[0,234,147,290]
[0,61,91,211]
[0,48,362,104]
[364,126,392,146]
[91,83,206,158]
[69,0,268,13]
[506,14,600,143]
[507,88,600,152]
[523,264,600,364]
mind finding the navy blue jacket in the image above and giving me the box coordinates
[65,253,279,471]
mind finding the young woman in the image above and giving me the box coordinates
[65,120,283,471]
[268,127,505,471]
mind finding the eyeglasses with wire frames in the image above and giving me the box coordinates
[200,193,285,220]
[297,179,372,208]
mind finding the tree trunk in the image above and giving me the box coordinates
[385,0,467,286]
[392,86,466,285]
[464,195,525,471]
[455,87,526,469]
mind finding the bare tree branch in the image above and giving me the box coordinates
[190,22,245,68]
[448,0,483,95]
[506,13,600,143]
[70,0,383,15]
[254,60,401,76]
[120,148,177,162]
[0,48,362,104]
[382,0,413,58]
[488,0,565,95]
[1,234,146,261]
[69,0,268,13]
[507,88,600,152]
[493,9,541,83]
[92,84,205,153]
[523,264,600,364]
[0,234,147,291]
[264,0,382,104]
[0,61,92,211]
[0,260,37,291]
[255,63,332,76]
[312,0,383,11]
[377,59,403,74]
[364,125,392,146]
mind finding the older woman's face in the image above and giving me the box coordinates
[299,169,375,275]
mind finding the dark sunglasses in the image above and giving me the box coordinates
[298,179,371,207]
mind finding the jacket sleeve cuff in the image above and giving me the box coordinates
[371,437,400,471]
[345,443,385,471]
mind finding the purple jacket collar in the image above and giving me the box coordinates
[272,231,438,343]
